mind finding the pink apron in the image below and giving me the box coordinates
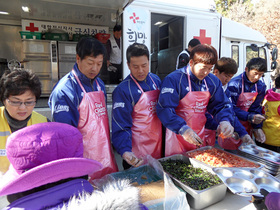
[73,70,118,180]
[204,128,216,146]
[236,74,258,136]
[130,74,162,159]
[219,74,257,150]
[165,68,210,157]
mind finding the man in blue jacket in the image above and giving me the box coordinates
[227,57,267,144]
[112,43,162,169]
[156,44,234,156]
[49,37,118,180]
[205,57,255,150]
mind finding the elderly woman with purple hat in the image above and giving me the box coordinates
[0,122,147,209]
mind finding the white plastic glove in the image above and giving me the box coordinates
[248,114,266,124]
[179,126,203,146]
[122,152,143,167]
[241,134,255,145]
[253,129,266,143]
[217,121,234,138]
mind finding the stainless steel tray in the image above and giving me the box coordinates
[238,145,280,176]
[213,167,280,197]
[239,144,280,164]
[159,154,227,210]
[185,146,263,169]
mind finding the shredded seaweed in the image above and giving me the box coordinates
[161,159,221,190]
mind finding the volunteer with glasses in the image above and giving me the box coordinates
[0,69,48,174]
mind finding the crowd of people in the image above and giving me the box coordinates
[0,34,279,209]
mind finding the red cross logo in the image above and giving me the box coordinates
[194,29,211,45]
[25,23,39,32]
[129,13,139,24]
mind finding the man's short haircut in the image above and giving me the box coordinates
[190,44,218,65]
[0,68,41,103]
[188,38,201,48]
[275,75,280,88]
[214,57,238,75]
[246,57,267,73]
[113,25,122,32]
[76,37,106,60]
[126,43,149,63]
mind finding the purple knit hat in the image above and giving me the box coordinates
[0,122,102,196]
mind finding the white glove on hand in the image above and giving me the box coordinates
[248,114,266,124]
[253,129,266,143]
[241,134,255,145]
[180,126,203,146]
[122,152,143,167]
[217,121,234,138]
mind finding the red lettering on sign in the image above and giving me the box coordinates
[26,23,39,32]
[194,29,211,45]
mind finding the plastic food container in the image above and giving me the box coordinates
[19,31,42,40]
[159,154,227,209]
[95,33,110,44]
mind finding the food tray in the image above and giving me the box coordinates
[159,154,227,209]
[213,167,280,197]
[238,144,280,176]
[185,146,263,168]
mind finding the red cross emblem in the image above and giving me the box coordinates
[25,23,39,32]
[129,13,139,24]
[194,29,211,45]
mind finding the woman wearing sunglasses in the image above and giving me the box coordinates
[0,69,48,174]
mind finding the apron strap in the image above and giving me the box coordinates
[242,73,257,93]
[130,74,144,93]
[72,69,101,92]
[186,65,208,92]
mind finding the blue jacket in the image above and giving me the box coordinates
[48,63,107,127]
[205,91,248,138]
[156,65,234,134]
[226,72,266,129]
[112,73,161,156]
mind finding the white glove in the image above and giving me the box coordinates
[241,134,255,145]
[179,126,203,146]
[248,114,266,124]
[122,152,143,167]
[217,121,234,138]
[253,129,266,143]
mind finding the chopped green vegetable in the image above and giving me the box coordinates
[160,159,221,190]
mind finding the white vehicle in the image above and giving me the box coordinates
[122,0,278,88]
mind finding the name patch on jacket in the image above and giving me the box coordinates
[113,102,125,109]
[95,102,106,116]
[161,87,174,94]
[54,105,69,113]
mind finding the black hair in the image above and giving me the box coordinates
[126,43,149,63]
[76,37,106,60]
[0,68,41,103]
[275,75,280,88]
[113,25,122,32]
[214,57,238,75]
[246,57,267,73]
[190,44,217,65]
[188,38,201,48]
